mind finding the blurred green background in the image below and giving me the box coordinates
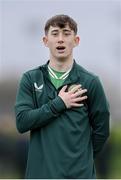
[0,0,121,178]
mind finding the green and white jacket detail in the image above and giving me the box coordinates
[15,60,110,179]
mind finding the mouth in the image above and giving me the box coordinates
[56,46,66,51]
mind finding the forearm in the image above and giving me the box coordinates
[91,111,110,158]
[15,96,66,133]
[92,131,109,158]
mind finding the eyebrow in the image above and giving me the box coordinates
[51,29,72,33]
[63,29,71,32]
[51,30,59,33]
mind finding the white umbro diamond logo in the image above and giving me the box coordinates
[34,82,43,92]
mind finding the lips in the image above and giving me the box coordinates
[56,46,66,50]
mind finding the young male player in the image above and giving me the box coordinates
[15,14,110,178]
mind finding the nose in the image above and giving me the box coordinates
[58,34,64,43]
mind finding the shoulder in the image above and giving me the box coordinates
[20,64,46,84]
[24,66,41,76]
[74,62,104,91]
[23,63,46,78]
[75,62,98,81]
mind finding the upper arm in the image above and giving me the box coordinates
[87,76,110,131]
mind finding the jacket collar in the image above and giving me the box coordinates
[41,60,80,80]
[40,59,80,93]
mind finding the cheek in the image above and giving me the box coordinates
[46,38,55,47]
[48,43,56,54]
[47,41,55,49]
[67,42,75,50]
[67,39,75,47]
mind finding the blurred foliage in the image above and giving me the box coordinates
[96,125,121,179]
[108,126,121,178]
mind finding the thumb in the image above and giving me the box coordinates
[60,85,67,92]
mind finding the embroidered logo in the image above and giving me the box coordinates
[34,83,43,92]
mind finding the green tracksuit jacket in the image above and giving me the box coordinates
[15,61,110,179]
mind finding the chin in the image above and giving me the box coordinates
[56,55,70,61]
[57,57,68,62]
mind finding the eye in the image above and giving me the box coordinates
[52,33,58,36]
[64,32,71,36]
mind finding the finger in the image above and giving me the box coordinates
[69,84,82,93]
[73,89,87,97]
[72,96,88,103]
[60,85,67,92]
[80,95,88,101]
[71,103,84,107]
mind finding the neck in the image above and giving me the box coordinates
[49,56,74,72]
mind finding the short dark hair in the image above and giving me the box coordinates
[44,14,77,35]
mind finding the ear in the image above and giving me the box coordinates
[74,36,80,47]
[43,36,48,47]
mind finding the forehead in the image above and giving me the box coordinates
[48,25,73,32]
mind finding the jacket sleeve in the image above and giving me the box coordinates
[87,76,110,158]
[14,73,66,133]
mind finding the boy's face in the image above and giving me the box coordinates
[43,25,80,60]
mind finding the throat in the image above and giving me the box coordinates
[49,58,73,72]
